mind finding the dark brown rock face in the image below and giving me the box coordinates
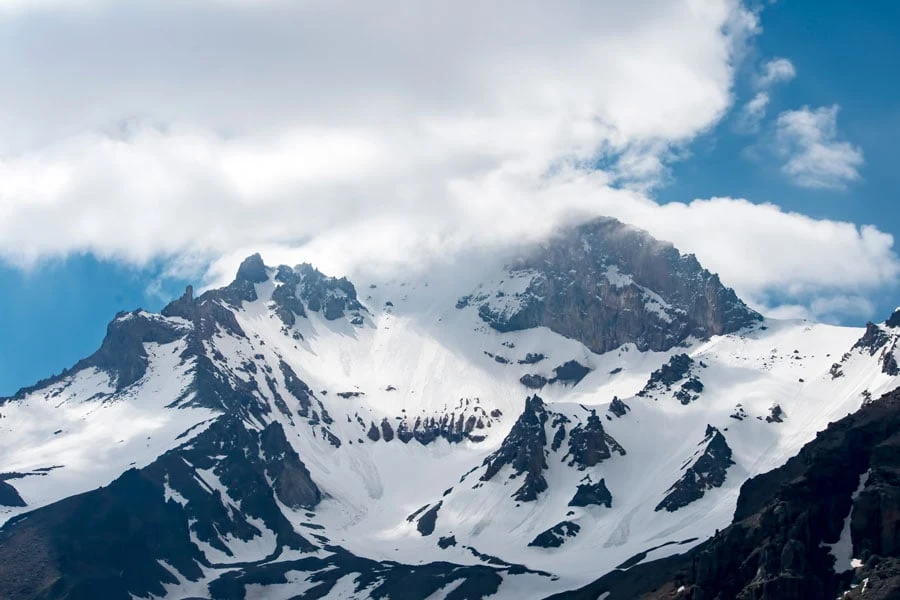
[851,318,900,376]
[529,521,581,548]
[563,412,625,470]
[0,479,25,507]
[655,425,733,512]
[472,217,760,354]
[568,478,612,508]
[481,396,550,502]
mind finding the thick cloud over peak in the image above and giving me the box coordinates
[0,0,895,321]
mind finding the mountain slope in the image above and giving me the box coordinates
[550,384,900,600]
[0,217,897,599]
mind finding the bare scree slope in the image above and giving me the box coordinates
[1,217,898,599]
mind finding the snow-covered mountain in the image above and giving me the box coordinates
[1,217,898,600]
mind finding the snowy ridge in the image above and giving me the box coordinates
[1,220,898,599]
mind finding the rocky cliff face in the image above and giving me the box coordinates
[465,217,760,354]
[480,395,551,502]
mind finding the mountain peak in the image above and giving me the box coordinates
[886,307,900,328]
[235,252,268,284]
[463,215,761,354]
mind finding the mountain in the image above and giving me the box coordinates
[0,216,897,600]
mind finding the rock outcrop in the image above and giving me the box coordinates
[468,217,760,355]
[480,396,550,502]
[655,425,733,512]
[563,411,625,470]
[569,477,612,508]
[638,353,704,404]
[529,521,581,548]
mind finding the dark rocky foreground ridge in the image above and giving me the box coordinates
[549,386,900,600]
[469,217,761,354]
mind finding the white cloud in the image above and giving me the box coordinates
[201,176,900,324]
[0,0,754,260]
[756,57,796,88]
[0,0,894,321]
[734,57,794,133]
[735,91,770,133]
[775,105,864,189]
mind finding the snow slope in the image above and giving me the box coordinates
[1,250,898,599]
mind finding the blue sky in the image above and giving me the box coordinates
[0,0,898,396]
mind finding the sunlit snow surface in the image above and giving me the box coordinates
[0,339,217,524]
[1,264,898,598]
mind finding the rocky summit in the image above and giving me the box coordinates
[0,216,897,599]
[464,217,761,354]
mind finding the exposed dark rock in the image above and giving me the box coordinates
[655,425,733,512]
[885,352,900,377]
[381,418,395,442]
[321,428,342,448]
[887,308,900,329]
[205,544,523,600]
[520,374,548,389]
[518,353,546,365]
[260,422,321,509]
[843,558,900,599]
[638,353,693,396]
[638,353,704,404]
[235,253,269,284]
[481,396,549,502]
[438,535,457,549]
[210,255,270,307]
[416,502,442,536]
[564,411,625,470]
[551,414,568,452]
[528,521,581,548]
[549,361,591,386]
[766,403,786,423]
[608,397,630,418]
[391,407,497,446]
[730,404,748,420]
[406,504,430,523]
[293,263,366,320]
[569,478,612,508]
[470,217,760,355]
[271,267,307,327]
[0,480,25,507]
[367,422,381,442]
[397,419,414,443]
[854,322,892,356]
[830,362,845,379]
[279,360,313,418]
[673,377,704,405]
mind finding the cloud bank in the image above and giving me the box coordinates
[0,0,894,322]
